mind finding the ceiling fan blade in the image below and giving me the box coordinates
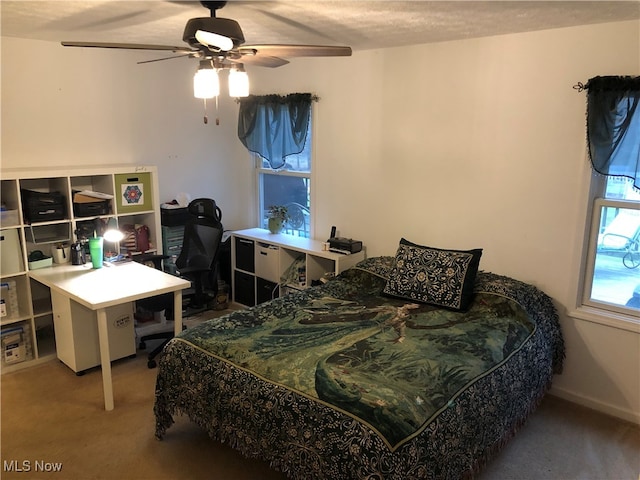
[241,44,352,58]
[61,41,193,53]
[235,54,289,68]
[137,53,197,64]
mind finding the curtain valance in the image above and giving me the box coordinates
[237,93,314,169]
[584,75,640,190]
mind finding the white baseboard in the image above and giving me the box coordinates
[550,386,640,425]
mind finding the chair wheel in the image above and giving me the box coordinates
[147,359,157,369]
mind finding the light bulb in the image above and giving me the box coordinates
[229,68,249,97]
[194,63,219,99]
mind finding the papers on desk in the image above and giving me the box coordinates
[73,190,114,203]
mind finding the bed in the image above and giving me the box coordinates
[154,249,564,480]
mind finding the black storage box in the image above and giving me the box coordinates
[234,237,255,273]
[21,189,66,223]
[234,270,255,307]
[257,277,279,304]
[161,207,189,227]
[73,200,110,217]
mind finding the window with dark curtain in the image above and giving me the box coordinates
[585,76,640,190]
[237,93,313,169]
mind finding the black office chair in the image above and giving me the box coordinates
[138,198,224,368]
[175,198,224,308]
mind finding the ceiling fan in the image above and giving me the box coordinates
[61,1,353,69]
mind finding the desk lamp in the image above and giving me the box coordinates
[103,218,125,261]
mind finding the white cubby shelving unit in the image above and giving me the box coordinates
[0,165,163,373]
[231,228,365,307]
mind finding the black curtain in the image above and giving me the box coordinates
[585,76,640,190]
[237,93,313,169]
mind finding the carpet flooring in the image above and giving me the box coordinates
[1,322,638,480]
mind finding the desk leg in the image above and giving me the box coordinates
[96,308,114,411]
[173,290,183,336]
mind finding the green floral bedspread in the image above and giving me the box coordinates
[155,257,564,479]
[177,269,533,447]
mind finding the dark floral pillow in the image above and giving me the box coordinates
[354,256,396,280]
[383,238,482,311]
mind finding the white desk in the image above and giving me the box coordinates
[29,261,190,411]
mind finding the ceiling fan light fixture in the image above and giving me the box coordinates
[228,65,249,98]
[193,60,219,99]
[195,29,234,52]
[183,17,244,50]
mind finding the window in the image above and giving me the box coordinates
[256,122,312,238]
[577,76,640,321]
[582,176,640,317]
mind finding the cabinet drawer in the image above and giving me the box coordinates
[234,270,255,307]
[255,243,280,283]
[257,277,279,304]
[163,244,182,255]
[163,236,183,249]
[162,226,184,241]
[235,237,255,273]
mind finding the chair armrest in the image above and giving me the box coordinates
[176,265,210,276]
[133,253,170,270]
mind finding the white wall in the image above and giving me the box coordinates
[1,38,252,230]
[2,19,639,423]
[241,20,640,423]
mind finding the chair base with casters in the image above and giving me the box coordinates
[135,292,182,368]
[136,280,219,369]
[132,254,184,369]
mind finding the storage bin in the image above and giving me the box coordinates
[72,191,111,217]
[234,270,255,307]
[114,172,153,214]
[1,323,32,365]
[28,251,53,270]
[0,229,25,275]
[25,223,71,245]
[161,207,188,226]
[0,280,20,319]
[73,200,110,217]
[235,237,255,273]
[255,243,280,283]
[0,210,19,226]
[257,277,279,304]
[21,189,66,223]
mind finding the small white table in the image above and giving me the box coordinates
[29,261,190,411]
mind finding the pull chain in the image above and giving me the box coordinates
[203,98,208,124]
[201,98,220,125]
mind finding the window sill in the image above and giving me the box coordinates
[568,306,640,333]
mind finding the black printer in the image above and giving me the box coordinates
[328,237,363,254]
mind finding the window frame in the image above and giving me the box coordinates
[575,174,640,329]
[253,110,314,239]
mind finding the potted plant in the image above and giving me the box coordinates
[267,205,290,234]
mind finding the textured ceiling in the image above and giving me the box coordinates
[1,1,639,52]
